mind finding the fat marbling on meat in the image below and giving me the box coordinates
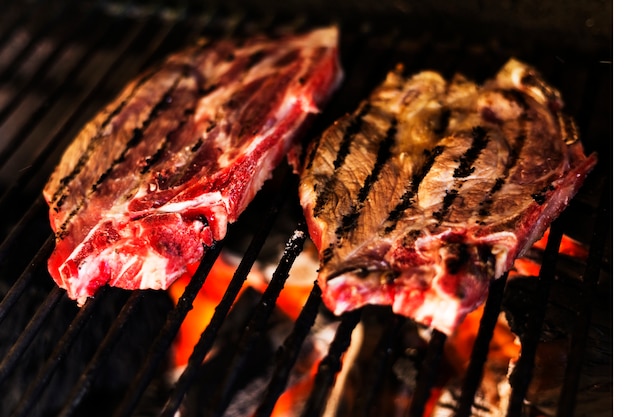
[44,26,343,305]
[299,59,596,335]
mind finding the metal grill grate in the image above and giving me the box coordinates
[0,1,612,417]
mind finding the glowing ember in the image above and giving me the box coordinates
[167,230,589,415]
[169,255,241,368]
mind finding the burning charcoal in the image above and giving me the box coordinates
[178,287,336,417]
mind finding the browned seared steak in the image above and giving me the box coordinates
[44,27,343,305]
[299,59,596,335]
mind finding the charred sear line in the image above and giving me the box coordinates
[274,49,299,67]
[334,104,371,170]
[477,177,505,218]
[433,126,491,223]
[141,118,190,174]
[334,120,397,243]
[383,145,444,234]
[246,49,267,69]
[432,188,459,221]
[52,70,180,207]
[321,246,334,266]
[304,133,323,171]
[453,126,489,178]
[531,184,555,205]
[477,129,526,220]
[312,104,372,217]
[55,77,185,234]
[357,121,396,203]
[50,65,164,203]
[86,89,177,191]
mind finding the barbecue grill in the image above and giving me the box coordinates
[0,1,612,417]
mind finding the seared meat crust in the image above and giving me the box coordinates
[299,59,596,334]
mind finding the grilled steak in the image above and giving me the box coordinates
[299,59,596,335]
[44,27,343,305]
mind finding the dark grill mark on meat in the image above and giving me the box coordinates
[141,118,191,174]
[246,49,267,69]
[48,67,163,204]
[55,76,186,235]
[334,106,371,170]
[357,121,396,203]
[383,145,444,234]
[477,130,526,220]
[312,104,371,217]
[433,126,491,223]
[477,177,505,218]
[433,188,459,221]
[274,49,299,67]
[531,185,555,205]
[453,126,489,178]
[335,120,397,243]
[321,247,333,266]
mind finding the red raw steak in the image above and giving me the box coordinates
[44,27,343,305]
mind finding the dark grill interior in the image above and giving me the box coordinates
[0,1,612,417]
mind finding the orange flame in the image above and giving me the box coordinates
[169,255,240,368]
[531,228,589,259]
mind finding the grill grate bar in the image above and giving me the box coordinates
[159,171,289,417]
[0,198,47,268]
[58,290,141,417]
[207,220,310,417]
[410,330,448,416]
[254,282,324,417]
[0,1,70,84]
[354,311,407,417]
[300,309,362,417]
[9,289,103,417]
[0,3,109,129]
[0,234,53,326]
[112,241,224,417]
[556,180,611,417]
[455,273,509,416]
[506,216,566,416]
[0,286,63,385]
[0,8,162,208]
[0,3,29,46]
